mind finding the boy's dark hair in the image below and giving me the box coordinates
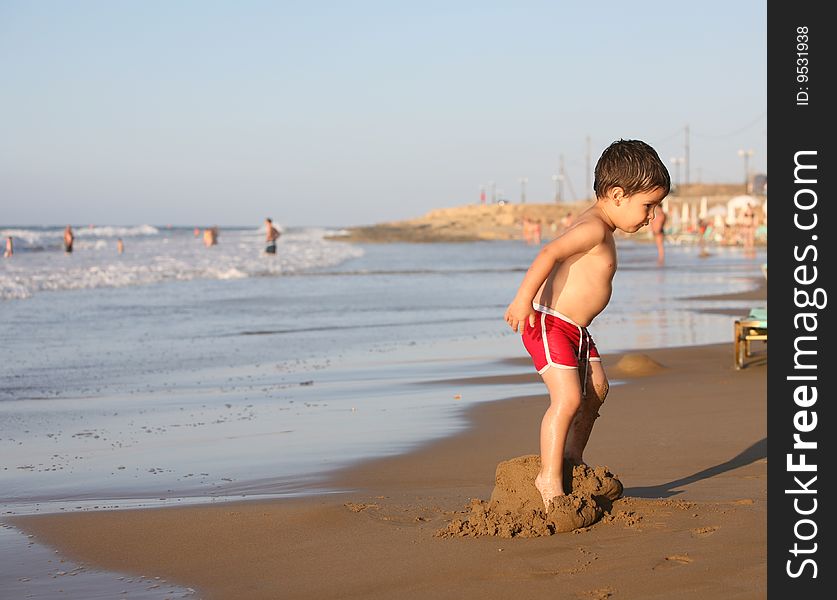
[593,139,671,199]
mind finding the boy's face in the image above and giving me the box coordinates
[611,187,668,233]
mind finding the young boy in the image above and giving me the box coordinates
[504,139,670,510]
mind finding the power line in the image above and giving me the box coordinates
[691,113,766,139]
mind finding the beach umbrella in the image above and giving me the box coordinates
[726,195,756,224]
[727,194,759,214]
[699,196,708,219]
[681,202,690,224]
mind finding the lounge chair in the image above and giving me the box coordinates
[734,307,767,369]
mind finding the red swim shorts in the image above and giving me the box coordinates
[522,304,600,375]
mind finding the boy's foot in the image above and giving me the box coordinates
[534,473,564,512]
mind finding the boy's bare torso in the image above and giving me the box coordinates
[533,213,617,327]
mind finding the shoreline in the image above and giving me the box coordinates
[9,336,766,599]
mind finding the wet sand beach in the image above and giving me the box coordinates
[10,324,766,597]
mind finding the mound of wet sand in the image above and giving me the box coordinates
[436,455,623,538]
[612,353,666,377]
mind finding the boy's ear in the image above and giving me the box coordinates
[610,187,625,206]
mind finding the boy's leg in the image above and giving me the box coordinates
[564,361,609,465]
[535,366,583,509]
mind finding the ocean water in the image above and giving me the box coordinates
[0,225,766,515]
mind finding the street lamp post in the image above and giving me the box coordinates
[519,177,528,204]
[737,149,754,193]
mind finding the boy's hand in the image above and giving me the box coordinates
[504,300,536,334]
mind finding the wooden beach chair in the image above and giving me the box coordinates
[734,307,767,369]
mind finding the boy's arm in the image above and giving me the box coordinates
[504,221,605,333]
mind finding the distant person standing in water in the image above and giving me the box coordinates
[63,225,75,253]
[741,203,756,256]
[264,218,281,255]
[4,236,13,258]
[117,238,124,254]
[651,206,666,265]
[203,226,218,247]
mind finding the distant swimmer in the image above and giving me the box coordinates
[117,238,124,254]
[63,225,75,254]
[203,226,218,247]
[532,219,542,245]
[4,236,13,258]
[264,217,281,255]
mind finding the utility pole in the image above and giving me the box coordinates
[684,124,690,187]
[519,177,528,204]
[551,174,560,203]
[670,157,684,191]
[737,149,754,193]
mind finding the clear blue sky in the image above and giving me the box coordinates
[1,0,766,227]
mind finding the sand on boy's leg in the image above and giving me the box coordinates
[564,361,608,465]
[534,365,582,510]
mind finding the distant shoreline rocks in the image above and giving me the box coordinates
[327,202,589,243]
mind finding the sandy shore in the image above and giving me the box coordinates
[327,198,768,244]
[10,319,767,600]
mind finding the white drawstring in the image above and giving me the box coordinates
[577,324,590,397]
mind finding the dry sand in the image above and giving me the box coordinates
[10,334,767,599]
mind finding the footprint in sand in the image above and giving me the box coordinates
[653,554,693,569]
[691,525,719,537]
[577,587,614,599]
[344,502,380,512]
